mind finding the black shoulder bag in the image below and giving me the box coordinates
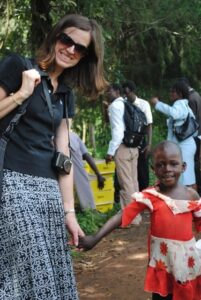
[173,113,199,141]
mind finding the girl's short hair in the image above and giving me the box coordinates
[36,14,107,98]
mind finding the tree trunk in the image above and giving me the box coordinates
[82,121,87,144]
[30,0,52,53]
[88,123,96,151]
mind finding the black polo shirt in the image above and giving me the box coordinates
[0,54,75,179]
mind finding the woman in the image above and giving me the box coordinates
[0,14,107,299]
[150,81,197,189]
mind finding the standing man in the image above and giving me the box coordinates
[178,78,201,195]
[105,84,140,221]
[122,80,153,191]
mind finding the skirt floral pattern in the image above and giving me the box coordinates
[0,169,79,300]
[149,236,201,283]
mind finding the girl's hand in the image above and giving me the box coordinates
[19,69,41,100]
[78,235,97,251]
[65,213,85,246]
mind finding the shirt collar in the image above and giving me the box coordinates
[56,83,72,94]
[134,96,140,105]
[37,66,71,94]
[124,96,139,105]
[113,96,124,102]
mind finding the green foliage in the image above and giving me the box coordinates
[0,0,31,56]
[76,210,105,235]
[2,0,201,85]
[72,94,111,158]
[1,0,201,154]
[76,204,120,235]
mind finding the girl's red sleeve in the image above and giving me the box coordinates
[121,200,147,227]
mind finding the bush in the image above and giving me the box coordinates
[76,204,121,235]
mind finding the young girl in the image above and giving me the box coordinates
[78,140,201,300]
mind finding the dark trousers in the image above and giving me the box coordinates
[195,137,201,195]
[138,148,149,191]
[152,293,172,300]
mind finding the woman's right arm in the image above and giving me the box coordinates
[155,100,188,120]
[0,69,41,119]
[150,96,189,120]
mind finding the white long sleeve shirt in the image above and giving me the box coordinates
[107,97,125,156]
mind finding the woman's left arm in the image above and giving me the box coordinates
[55,119,84,246]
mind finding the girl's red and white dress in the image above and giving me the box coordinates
[121,187,201,300]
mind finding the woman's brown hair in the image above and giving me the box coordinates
[36,14,107,98]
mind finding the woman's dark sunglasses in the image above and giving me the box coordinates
[57,33,88,57]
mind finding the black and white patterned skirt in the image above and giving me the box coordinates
[0,169,79,300]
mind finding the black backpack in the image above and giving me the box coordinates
[123,100,147,148]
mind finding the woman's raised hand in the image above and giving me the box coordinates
[149,96,159,106]
[19,69,41,99]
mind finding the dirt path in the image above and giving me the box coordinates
[74,213,152,300]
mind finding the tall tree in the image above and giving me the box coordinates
[30,0,52,53]
[1,0,201,152]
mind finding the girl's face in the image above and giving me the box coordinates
[152,147,186,187]
[54,27,91,71]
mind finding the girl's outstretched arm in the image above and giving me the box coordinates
[78,212,122,250]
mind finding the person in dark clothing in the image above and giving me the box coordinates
[178,77,201,195]
[122,80,153,191]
